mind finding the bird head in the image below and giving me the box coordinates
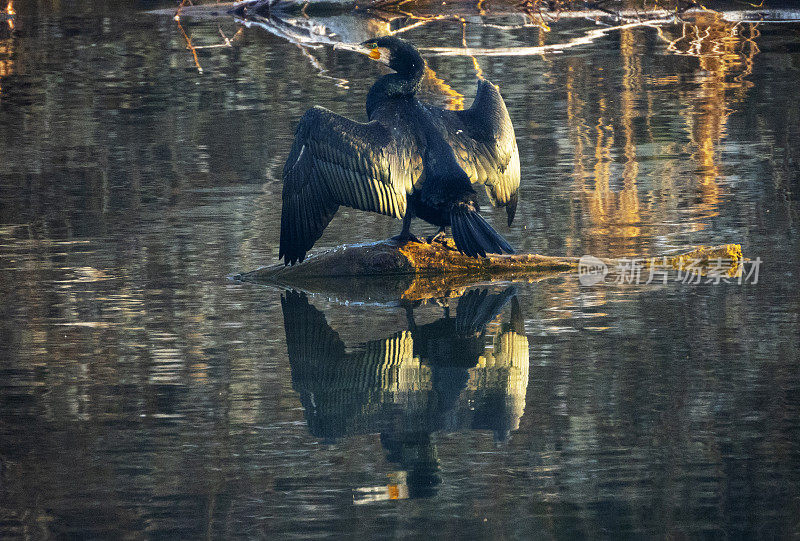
[359,36,425,76]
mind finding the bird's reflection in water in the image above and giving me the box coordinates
[281,287,529,501]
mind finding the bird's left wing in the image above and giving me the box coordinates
[425,79,520,225]
[280,106,420,265]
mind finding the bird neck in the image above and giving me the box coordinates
[366,67,424,117]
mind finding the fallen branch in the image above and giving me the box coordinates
[235,238,744,302]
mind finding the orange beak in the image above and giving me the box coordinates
[332,42,390,65]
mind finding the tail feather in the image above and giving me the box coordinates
[450,205,516,258]
[468,215,500,253]
[450,214,470,256]
[457,211,485,258]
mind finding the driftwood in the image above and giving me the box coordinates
[235,238,744,302]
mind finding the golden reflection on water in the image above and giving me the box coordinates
[567,30,643,254]
[555,14,761,257]
[0,24,13,97]
[667,15,758,215]
[663,14,760,216]
[5,0,13,31]
[662,13,760,86]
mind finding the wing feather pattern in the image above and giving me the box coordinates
[280,106,418,265]
[425,79,521,225]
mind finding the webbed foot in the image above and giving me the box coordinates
[427,229,448,244]
[390,233,423,244]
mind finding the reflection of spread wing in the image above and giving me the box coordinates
[280,106,420,265]
[455,286,518,335]
[425,79,520,225]
[281,290,346,390]
[281,290,421,439]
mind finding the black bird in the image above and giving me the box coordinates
[279,36,520,265]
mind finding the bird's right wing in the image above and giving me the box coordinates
[280,106,421,265]
[425,79,521,226]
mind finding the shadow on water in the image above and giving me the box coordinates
[281,286,529,501]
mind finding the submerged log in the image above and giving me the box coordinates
[235,239,744,302]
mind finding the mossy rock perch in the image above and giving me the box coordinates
[235,239,744,302]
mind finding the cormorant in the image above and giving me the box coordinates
[279,36,520,265]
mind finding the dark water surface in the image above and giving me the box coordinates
[1,1,799,538]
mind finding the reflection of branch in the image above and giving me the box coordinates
[383,12,547,34]
[518,0,555,30]
[481,14,545,31]
[734,23,759,84]
[296,43,351,88]
[191,27,244,50]
[176,19,203,73]
[423,19,668,56]
[655,13,761,84]
[423,66,464,110]
[517,0,655,28]
[175,0,203,73]
[218,25,242,47]
[173,5,246,73]
[236,13,354,87]
[386,16,443,34]
[461,20,484,81]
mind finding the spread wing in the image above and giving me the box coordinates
[280,106,420,265]
[425,79,521,225]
